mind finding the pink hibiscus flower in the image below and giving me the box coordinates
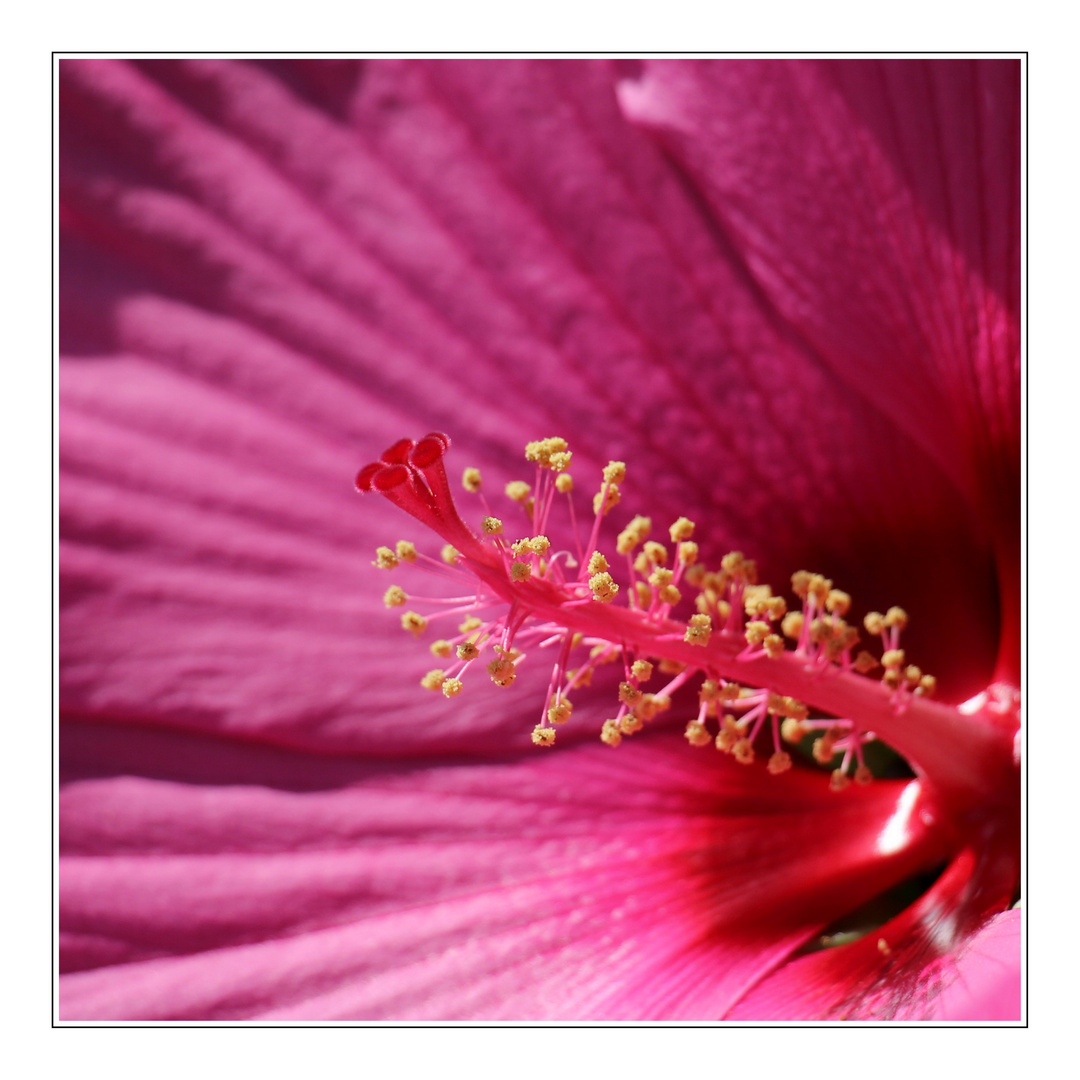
[58,57,1020,1021]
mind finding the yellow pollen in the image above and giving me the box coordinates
[383,585,407,608]
[441,544,460,565]
[442,677,464,697]
[745,620,771,647]
[791,570,813,599]
[877,938,892,957]
[373,546,399,570]
[643,541,668,566]
[457,641,480,661]
[658,658,687,675]
[813,736,837,764]
[659,585,681,605]
[916,674,937,696]
[602,460,627,485]
[884,606,908,630]
[531,724,557,747]
[600,718,623,747]
[555,473,574,494]
[669,517,695,542]
[768,751,793,775]
[482,516,504,535]
[649,567,674,588]
[864,611,886,635]
[781,611,804,640]
[525,437,572,472]
[505,481,532,502]
[593,483,621,516]
[808,575,833,605]
[904,664,922,684]
[683,562,706,586]
[829,770,850,792]
[700,680,720,703]
[882,669,902,690]
[631,659,653,682]
[764,634,785,659]
[510,561,532,582]
[458,615,483,634]
[733,738,755,765]
[781,717,808,743]
[487,656,517,686]
[401,611,428,636]
[589,571,619,603]
[825,589,851,615]
[394,540,417,563]
[854,764,873,785]
[637,693,670,720]
[635,581,653,607]
[854,650,880,674]
[588,551,609,574]
[548,699,573,724]
[619,713,644,735]
[685,613,712,646]
[684,720,712,747]
[882,649,905,669]
[677,540,699,565]
[420,669,446,691]
[462,467,483,492]
[618,681,643,707]
[616,515,652,555]
[430,639,453,659]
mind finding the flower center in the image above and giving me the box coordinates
[357,434,1018,810]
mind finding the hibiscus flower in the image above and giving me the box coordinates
[58,57,1021,1021]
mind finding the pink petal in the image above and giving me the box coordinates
[60,723,944,1020]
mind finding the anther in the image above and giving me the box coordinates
[401,612,428,636]
[510,561,532,582]
[643,541,668,566]
[884,606,908,630]
[430,640,453,658]
[594,483,621,516]
[588,551,609,574]
[482,516,504,535]
[830,770,850,792]
[600,718,623,747]
[420,669,446,691]
[395,541,418,563]
[373,546,399,570]
[669,517,695,542]
[532,725,557,747]
[505,481,531,503]
[603,461,626,485]
[442,678,464,698]
[555,474,574,494]
[768,751,793,775]
[487,656,517,686]
[383,585,407,608]
[589,571,619,603]
[548,700,573,724]
[631,659,653,682]
[685,613,712,646]
[733,738,755,765]
[616,515,651,555]
[441,545,460,565]
[462,467,482,493]
[685,720,712,747]
[457,641,480,661]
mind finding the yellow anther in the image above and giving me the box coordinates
[700,680,720,703]
[395,540,418,563]
[619,713,643,735]
[714,715,739,753]
[568,666,593,688]
[683,562,706,586]
[854,765,873,785]
[677,541,699,566]
[618,681,643,707]
[825,589,851,616]
[588,551,609,574]
[649,567,674,588]
[669,517,695,542]
[808,574,832,605]
[635,581,653,607]
[638,693,670,720]
[685,613,712,646]
[882,669,902,690]
[373,546,399,570]
[764,634,786,659]
[456,641,480,662]
[916,674,937,696]
[600,718,623,747]
[780,696,808,720]
[510,561,532,582]
[593,483,621,516]
[745,620,770,647]
[459,615,483,633]
[764,596,788,621]
[884,606,908,630]
[442,677,464,698]
[791,570,813,599]
[877,938,892,957]
[854,650,879,674]
[589,571,619,603]
[864,611,885,635]
[420,669,446,691]
[505,481,532,502]
[616,515,652,555]
[768,751,793,775]
[684,720,712,747]
[430,639,453,659]
[809,618,832,645]
[717,683,742,703]
[441,544,460,565]
[781,611,804,640]
[525,437,572,472]
[633,551,650,575]
[658,658,687,675]
[482,516,504,535]
[383,585,407,608]
[462,467,483,493]
[643,541,668,567]
[487,656,517,687]
[733,738,755,765]
[602,460,626,485]
[813,736,837,764]
[548,699,573,725]
[531,725,556,747]
[904,664,922,684]
[658,585,681,605]
[589,643,618,662]
[743,584,772,617]
[555,473,574,494]
[631,659,653,682]
[781,717,807,743]
[401,611,428,636]
[882,649,905,669]
[830,770,850,792]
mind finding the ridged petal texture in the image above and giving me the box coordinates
[59,58,1020,1020]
